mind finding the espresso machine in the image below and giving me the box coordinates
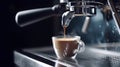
[14,0,120,67]
[15,0,120,45]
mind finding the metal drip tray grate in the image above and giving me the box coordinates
[22,43,120,67]
[77,43,120,67]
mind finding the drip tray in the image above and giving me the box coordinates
[78,43,120,67]
[22,43,120,67]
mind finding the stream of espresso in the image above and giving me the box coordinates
[63,25,67,38]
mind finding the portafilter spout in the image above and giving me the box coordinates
[61,11,75,28]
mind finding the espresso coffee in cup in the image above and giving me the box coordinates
[52,36,85,59]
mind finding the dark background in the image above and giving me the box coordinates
[0,0,57,67]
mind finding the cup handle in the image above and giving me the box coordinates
[77,40,85,53]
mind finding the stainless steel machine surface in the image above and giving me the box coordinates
[14,43,120,67]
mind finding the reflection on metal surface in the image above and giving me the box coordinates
[55,58,79,67]
[14,51,53,67]
[19,43,120,67]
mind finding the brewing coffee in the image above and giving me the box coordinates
[52,36,84,59]
[53,18,85,59]
[63,25,67,37]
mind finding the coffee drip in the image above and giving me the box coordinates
[63,26,67,38]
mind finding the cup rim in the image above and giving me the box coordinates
[52,35,81,39]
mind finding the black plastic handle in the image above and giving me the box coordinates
[15,7,56,27]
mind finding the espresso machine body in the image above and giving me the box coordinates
[15,0,120,45]
[53,0,120,45]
